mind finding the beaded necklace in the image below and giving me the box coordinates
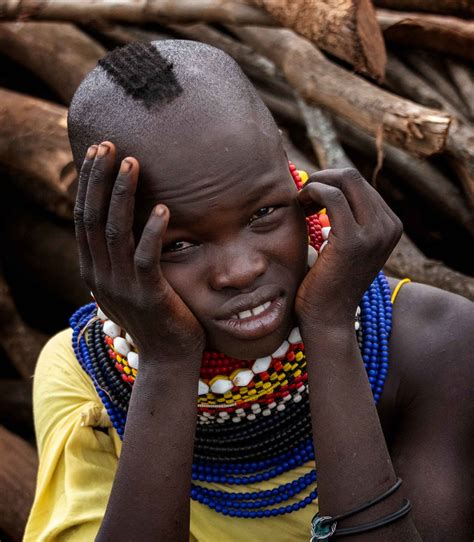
[70,164,393,519]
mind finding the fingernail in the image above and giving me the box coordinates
[86,145,98,160]
[97,143,110,157]
[120,159,132,174]
[155,205,165,217]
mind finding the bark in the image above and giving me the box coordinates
[403,50,471,116]
[0,425,38,542]
[385,233,474,300]
[333,117,474,236]
[385,53,467,122]
[279,129,317,173]
[446,59,474,121]
[0,21,105,104]
[251,0,386,81]
[445,121,474,206]
[0,0,275,25]
[0,270,48,379]
[0,199,89,308]
[0,379,33,436]
[86,22,172,47]
[378,9,474,61]
[296,97,354,170]
[373,0,474,17]
[231,26,451,157]
[0,88,76,220]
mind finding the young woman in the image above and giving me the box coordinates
[24,41,473,541]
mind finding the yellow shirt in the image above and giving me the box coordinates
[24,329,316,541]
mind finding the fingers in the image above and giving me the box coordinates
[134,205,169,288]
[307,169,379,225]
[74,145,97,283]
[83,142,116,272]
[105,157,139,273]
[298,180,356,235]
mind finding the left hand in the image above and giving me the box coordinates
[295,168,402,326]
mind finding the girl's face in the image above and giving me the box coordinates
[132,122,308,359]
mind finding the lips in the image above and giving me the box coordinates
[214,296,286,340]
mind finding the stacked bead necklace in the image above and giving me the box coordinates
[71,164,393,519]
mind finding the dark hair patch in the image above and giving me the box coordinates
[98,42,183,108]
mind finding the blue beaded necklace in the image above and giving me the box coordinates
[71,270,392,519]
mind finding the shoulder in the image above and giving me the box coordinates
[33,328,102,453]
[387,278,473,409]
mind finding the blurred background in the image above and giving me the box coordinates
[0,1,472,539]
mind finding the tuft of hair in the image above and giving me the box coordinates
[98,42,183,108]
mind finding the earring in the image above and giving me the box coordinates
[307,245,318,268]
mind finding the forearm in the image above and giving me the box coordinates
[96,355,201,542]
[302,320,422,541]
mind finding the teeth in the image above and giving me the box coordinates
[233,301,272,320]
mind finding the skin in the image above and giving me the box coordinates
[74,98,473,540]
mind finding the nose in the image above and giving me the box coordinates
[209,242,267,291]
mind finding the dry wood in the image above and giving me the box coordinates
[385,54,468,123]
[378,9,474,61]
[446,59,474,121]
[0,21,105,104]
[403,50,471,116]
[0,379,33,436]
[279,129,317,173]
[374,0,474,17]
[251,0,386,80]
[296,98,354,170]
[0,88,76,220]
[333,117,474,236]
[0,0,275,25]
[0,270,48,379]
[231,26,451,158]
[446,121,474,206]
[385,233,474,300]
[1,199,90,308]
[0,425,37,542]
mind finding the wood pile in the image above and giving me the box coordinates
[0,1,472,539]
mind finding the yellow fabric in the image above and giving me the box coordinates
[24,329,316,541]
[391,278,411,305]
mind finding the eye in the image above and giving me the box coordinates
[162,240,195,253]
[249,206,276,224]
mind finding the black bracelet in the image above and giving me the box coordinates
[310,478,406,540]
[333,499,412,537]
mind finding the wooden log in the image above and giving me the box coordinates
[0,379,33,437]
[378,9,474,61]
[0,21,105,104]
[333,117,474,236]
[0,195,89,309]
[373,0,474,17]
[0,0,275,25]
[251,0,386,81]
[446,121,474,206]
[0,270,48,379]
[0,88,75,220]
[385,54,466,121]
[0,425,37,542]
[403,50,470,116]
[279,128,317,173]
[446,59,474,121]
[296,97,354,170]
[385,233,474,300]
[231,26,451,158]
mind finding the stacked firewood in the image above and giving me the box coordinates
[0,1,472,539]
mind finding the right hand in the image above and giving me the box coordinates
[74,141,205,363]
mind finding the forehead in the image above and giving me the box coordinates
[132,111,291,223]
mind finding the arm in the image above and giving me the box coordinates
[388,282,474,540]
[74,142,204,541]
[296,168,422,540]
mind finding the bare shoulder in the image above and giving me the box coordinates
[389,279,474,416]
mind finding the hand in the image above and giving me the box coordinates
[295,168,402,326]
[74,141,205,362]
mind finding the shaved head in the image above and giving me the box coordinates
[68,39,281,176]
